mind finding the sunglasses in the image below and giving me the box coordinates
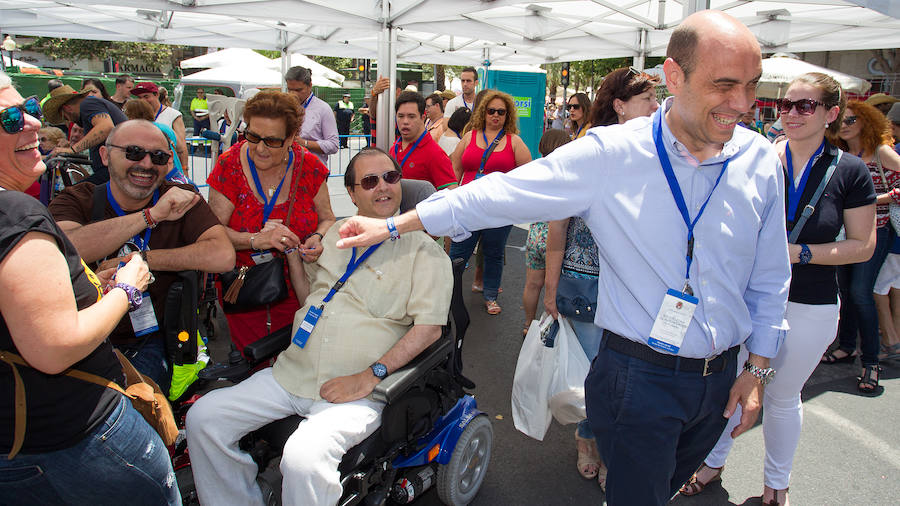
[842,116,858,126]
[567,104,581,110]
[244,129,286,148]
[355,170,401,190]
[775,98,825,115]
[1,96,42,135]
[107,144,172,165]
[486,107,507,116]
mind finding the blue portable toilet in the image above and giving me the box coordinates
[481,67,547,160]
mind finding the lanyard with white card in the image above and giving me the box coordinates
[291,242,384,348]
[647,112,730,354]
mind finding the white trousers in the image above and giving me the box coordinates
[185,368,383,506]
[704,301,839,490]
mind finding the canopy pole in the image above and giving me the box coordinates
[376,1,396,151]
[633,28,648,71]
[279,29,288,92]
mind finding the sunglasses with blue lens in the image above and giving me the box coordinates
[1,97,43,134]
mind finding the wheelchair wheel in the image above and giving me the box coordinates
[436,415,492,505]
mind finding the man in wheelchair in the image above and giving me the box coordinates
[186,147,453,505]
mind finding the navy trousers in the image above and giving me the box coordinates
[586,334,738,505]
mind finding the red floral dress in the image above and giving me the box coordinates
[208,140,329,351]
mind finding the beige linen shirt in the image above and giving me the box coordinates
[272,218,453,400]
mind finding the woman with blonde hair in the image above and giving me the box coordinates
[450,89,531,314]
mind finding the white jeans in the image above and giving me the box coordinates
[704,301,839,490]
[185,368,383,506]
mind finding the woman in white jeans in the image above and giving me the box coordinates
[679,73,877,506]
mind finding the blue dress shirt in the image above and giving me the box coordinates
[417,98,789,359]
[300,95,339,164]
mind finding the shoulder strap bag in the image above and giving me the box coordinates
[788,150,843,244]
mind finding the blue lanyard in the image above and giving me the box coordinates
[477,128,505,177]
[464,99,472,112]
[573,121,586,139]
[652,112,730,295]
[155,104,163,120]
[106,183,159,251]
[785,140,825,222]
[320,243,383,307]
[392,130,428,170]
[303,94,314,109]
[247,150,294,226]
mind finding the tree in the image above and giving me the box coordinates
[23,37,181,70]
[435,65,446,91]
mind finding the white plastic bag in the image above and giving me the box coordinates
[511,313,557,441]
[548,317,591,425]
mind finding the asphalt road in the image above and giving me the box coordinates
[207,225,899,506]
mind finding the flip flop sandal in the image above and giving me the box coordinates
[679,465,723,497]
[879,343,900,360]
[485,300,502,315]
[820,349,857,364]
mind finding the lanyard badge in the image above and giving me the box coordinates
[291,242,384,348]
[106,183,159,251]
[648,112,730,353]
[392,130,428,171]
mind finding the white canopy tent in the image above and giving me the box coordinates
[758,54,871,97]
[2,0,898,145]
[180,63,342,95]
[180,47,276,69]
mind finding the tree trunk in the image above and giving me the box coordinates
[435,65,446,91]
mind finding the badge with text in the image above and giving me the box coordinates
[648,289,698,354]
[130,292,160,337]
[292,306,322,349]
[251,251,275,265]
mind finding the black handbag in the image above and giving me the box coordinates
[555,275,598,323]
[220,148,305,313]
[220,256,288,312]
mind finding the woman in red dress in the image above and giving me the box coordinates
[207,91,334,351]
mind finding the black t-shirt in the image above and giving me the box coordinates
[0,191,124,454]
[48,181,222,346]
[786,143,876,304]
[77,96,128,184]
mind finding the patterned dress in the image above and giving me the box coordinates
[208,141,329,351]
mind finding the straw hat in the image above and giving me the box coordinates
[440,90,456,100]
[865,93,899,107]
[42,85,89,124]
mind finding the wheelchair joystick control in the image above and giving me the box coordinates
[228,349,244,365]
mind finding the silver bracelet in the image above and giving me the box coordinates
[249,233,259,251]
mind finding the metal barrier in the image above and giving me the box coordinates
[186,134,374,188]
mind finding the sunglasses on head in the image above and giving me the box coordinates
[486,107,507,116]
[107,144,172,165]
[244,129,286,148]
[842,116,858,126]
[775,98,825,115]
[355,170,401,190]
[567,104,581,110]
[1,96,42,135]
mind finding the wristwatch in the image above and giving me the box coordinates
[115,282,143,312]
[370,362,388,380]
[743,361,776,386]
[798,244,812,265]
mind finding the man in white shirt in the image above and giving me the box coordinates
[443,67,478,129]
[285,66,339,165]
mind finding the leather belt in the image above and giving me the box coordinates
[602,330,738,376]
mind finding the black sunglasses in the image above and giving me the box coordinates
[244,129,286,148]
[107,143,172,165]
[775,98,825,116]
[355,170,401,190]
[842,116,858,126]
[486,107,507,116]
[567,104,581,110]
[1,96,42,135]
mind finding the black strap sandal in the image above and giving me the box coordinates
[857,365,883,395]
[821,349,857,364]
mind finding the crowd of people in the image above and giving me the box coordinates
[1,8,899,506]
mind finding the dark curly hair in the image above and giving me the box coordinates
[590,67,660,127]
[242,90,304,139]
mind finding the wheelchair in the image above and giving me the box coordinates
[41,153,92,203]
[173,256,490,506]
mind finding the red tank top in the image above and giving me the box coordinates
[459,129,517,185]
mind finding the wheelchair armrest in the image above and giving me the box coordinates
[372,336,453,404]
[243,324,293,364]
